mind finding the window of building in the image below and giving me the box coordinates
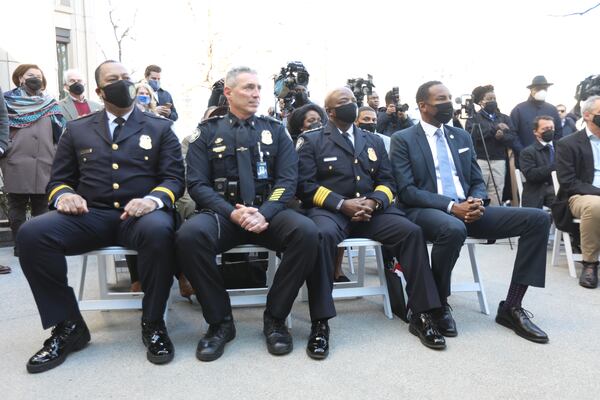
[56,28,70,99]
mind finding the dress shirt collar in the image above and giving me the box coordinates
[420,120,444,138]
[106,109,133,125]
[586,125,600,141]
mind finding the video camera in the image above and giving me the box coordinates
[207,78,227,108]
[575,75,600,101]
[273,61,310,113]
[455,94,475,119]
[346,74,375,107]
[391,87,409,113]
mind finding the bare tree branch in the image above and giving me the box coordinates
[550,2,600,16]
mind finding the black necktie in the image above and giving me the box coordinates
[342,131,354,149]
[235,123,255,205]
[113,117,125,142]
[549,144,555,163]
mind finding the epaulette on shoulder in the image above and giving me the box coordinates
[199,115,225,125]
[144,112,173,124]
[68,110,100,125]
[258,114,283,125]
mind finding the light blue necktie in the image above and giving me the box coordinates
[435,129,459,200]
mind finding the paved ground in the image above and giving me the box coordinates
[2,241,600,400]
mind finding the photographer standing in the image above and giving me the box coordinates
[377,90,414,136]
[465,85,520,205]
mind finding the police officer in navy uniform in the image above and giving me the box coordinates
[18,60,184,373]
[297,87,447,350]
[176,66,323,361]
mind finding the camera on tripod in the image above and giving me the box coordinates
[346,74,375,107]
[391,87,409,113]
[274,61,310,113]
[455,94,475,119]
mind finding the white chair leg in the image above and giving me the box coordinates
[375,246,393,319]
[286,314,292,329]
[98,255,110,300]
[357,247,366,287]
[562,231,577,278]
[551,227,562,266]
[78,255,89,301]
[346,246,355,275]
[467,243,489,315]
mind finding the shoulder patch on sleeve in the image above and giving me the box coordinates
[189,127,201,143]
[295,136,305,151]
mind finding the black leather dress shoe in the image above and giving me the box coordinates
[495,301,549,344]
[27,319,90,373]
[141,319,175,364]
[409,313,446,350]
[196,316,236,362]
[263,311,293,355]
[432,306,458,337]
[306,320,329,360]
[579,262,598,289]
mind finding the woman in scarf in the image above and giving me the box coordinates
[1,64,66,256]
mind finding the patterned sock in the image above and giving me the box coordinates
[504,282,528,309]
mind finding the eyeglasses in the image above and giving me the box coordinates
[557,109,566,113]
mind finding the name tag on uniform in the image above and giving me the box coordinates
[79,148,93,155]
[256,161,268,179]
[323,157,337,162]
[458,147,470,154]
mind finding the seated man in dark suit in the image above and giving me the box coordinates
[390,81,551,344]
[555,95,600,289]
[519,115,557,208]
[17,60,185,373]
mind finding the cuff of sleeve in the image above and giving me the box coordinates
[48,184,75,205]
[144,195,164,209]
[259,201,284,221]
[447,200,455,214]
[150,186,175,206]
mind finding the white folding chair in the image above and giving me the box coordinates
[76,246,143,311]
[449,238,490,315]
[550,171,580,278]
[515,168,524,206]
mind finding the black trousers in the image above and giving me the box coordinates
[17,208,176,329]
[176,209,319,325]
[306,209,442,320]
[405,206,551,302]
[7,193,47,249]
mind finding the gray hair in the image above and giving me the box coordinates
[63,68,82,84]
[582,95,600,115]
[225,66,257,88]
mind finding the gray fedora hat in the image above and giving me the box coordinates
[527,75,553,89]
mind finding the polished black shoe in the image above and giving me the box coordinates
[409,313,446,350]
[495,301,549,344]
[141,319,174,364]
[26,319,90,373]
[306,320,329,360]
[263,311,293,355]
[432,305,458,337]
[579,261,598,289]
[196,316,235,362]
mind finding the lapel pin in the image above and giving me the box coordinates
[449,134,454,139]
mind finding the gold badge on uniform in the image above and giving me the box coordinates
[212,145,226,153]
[368,147,377,161]
[139,134,152,150]
[261,130,273,145]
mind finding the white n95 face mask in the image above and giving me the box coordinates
[534,90,547,101]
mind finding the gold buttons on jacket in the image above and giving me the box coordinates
[112,163,119,170]
[356,192,360,197]
[112,144,119,150]
[356,176,361,181]
[354,159,358,164]
[113,183,120,190]
[114,202,120,208]
[144,156,149,160]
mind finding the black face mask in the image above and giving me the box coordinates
[541,130,555,142]
[593,114,600,129]
[334,102,358,124]
[69,82,85,96]
[358,122,376,133]
[24,77,43,92]
[432,101,454,124]
[100,80,136,108]
[307,122,322,130]
[483,101,497,114]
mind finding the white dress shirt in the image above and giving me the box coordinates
[419,121,466,210]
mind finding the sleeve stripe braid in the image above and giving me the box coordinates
[268,188,286,201]
[313,186,332,207]
[48,184,73,202]
[374,185,393,203]
[152,187,175,204]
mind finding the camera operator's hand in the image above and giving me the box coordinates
[57,193,89,215]
[451,196,484,223]
[386,103,396,115]
[156,106,171,118]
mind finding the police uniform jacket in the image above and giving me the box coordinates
[296,120,400,229]
[186,113,297,221]
[47,107,184,210]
